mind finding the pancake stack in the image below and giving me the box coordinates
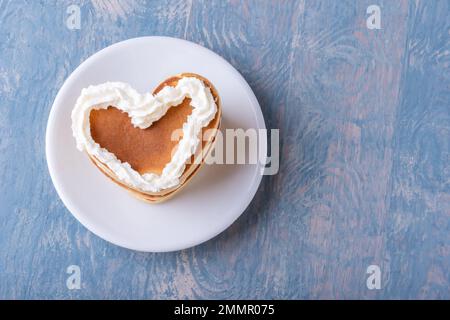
[86,73,221,203]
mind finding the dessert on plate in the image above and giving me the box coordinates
[71,73,221,203]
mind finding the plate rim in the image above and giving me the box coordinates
[45,36,267,252]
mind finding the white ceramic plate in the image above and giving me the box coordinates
[46,37,266,252]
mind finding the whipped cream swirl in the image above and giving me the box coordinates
[71,77,218,192]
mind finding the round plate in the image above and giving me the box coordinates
[46,37,266,252]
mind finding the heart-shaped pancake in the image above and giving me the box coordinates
[72,73,221,203]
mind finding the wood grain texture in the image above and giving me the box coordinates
[0,0,448,299]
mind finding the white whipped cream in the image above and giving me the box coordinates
[71,77,218,192]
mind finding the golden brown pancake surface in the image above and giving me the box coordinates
[90,99,193,175]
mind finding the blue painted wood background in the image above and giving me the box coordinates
[0,0,449,299]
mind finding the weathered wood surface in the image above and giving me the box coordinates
[0,0,448,299]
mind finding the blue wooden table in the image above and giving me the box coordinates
[0,0,448,299]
